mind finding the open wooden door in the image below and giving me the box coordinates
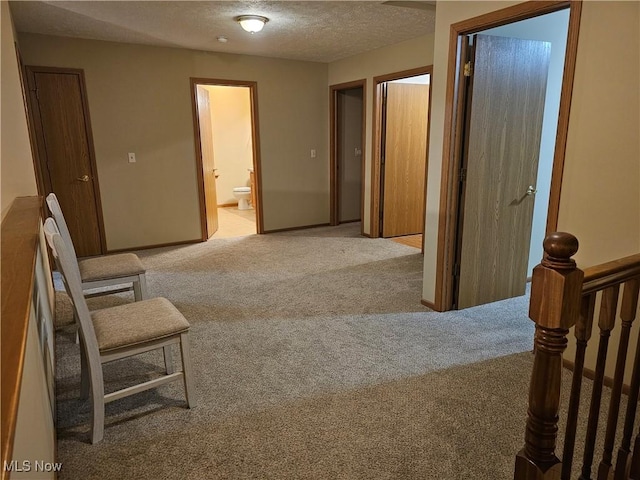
[196,86,219,238]
[381,82,429,237]
[26,67,105,257]
[455,34,551,309]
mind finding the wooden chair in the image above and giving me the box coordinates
[46,193,147,300]
[44,217,195,444]
[47,193,173,370]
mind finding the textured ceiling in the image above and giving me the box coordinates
[9,1,437,63]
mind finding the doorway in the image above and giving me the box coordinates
[330,80,366,229]
[190,78,263,239]
[372,67,432,248]
[25,66,106,256]
[434,2,581,311]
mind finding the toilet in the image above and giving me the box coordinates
[233,187,252,210]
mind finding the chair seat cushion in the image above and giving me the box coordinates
[92,297,189,352]
[79,253,145,282]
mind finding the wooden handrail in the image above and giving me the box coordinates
[582,253,640,295]
[1,196,43,480]
[515,232,640,479]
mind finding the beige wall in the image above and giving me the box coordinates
[1,2,38,218]
[557,1,640,264]
[557,1,640,384]
[423,1,640,379]
[328,33,435,235]
[421,0,520,305]
[18,34,328,249]
[203,85,253,206]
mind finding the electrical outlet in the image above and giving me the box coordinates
[310,149,316,158]
[128,152,136,163]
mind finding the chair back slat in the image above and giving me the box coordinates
[46,193,80,266]
[43,218,102,366]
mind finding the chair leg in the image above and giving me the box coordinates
[163,346,174,374]
[79,339,90,400]
[90,366,105,444]
[133,273,148,301]
[180,332,196,408]
[74,312,80,344]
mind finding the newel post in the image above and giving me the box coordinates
[514,232,584,480]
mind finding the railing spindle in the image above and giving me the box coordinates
[515,233,583,480]
[562,293,596,480]
[598,279,639,479]
[614,278,640,480]
[579,286,620,480]
[630,431,640,479]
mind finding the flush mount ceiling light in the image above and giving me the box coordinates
[236,15,269,33]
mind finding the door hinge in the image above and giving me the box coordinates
[453,264,461,277]
[463,61,473,77]
[30,88,39,100]
[459,168,467,182]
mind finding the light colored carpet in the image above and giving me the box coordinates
[54,222,544,479]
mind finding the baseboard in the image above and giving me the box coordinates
[107,238,202,253]
[562,358,631,396]
[218,202,238,208]
[263,223,331,234]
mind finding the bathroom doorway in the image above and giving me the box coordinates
[190,78,263,239]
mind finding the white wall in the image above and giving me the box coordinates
[484,9,570,276]
[203,85,253,206]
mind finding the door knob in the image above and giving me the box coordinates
[526,185,537,196]
[77,175,90,182]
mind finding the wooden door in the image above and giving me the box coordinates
[337,87,363,223]
[196,86,219,238]
[26,67,104,257]
[456,34,551,309]
[382,82,429,237]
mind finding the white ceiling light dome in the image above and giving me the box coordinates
[236,15,269,34]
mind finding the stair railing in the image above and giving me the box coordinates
[514,232,640,480]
